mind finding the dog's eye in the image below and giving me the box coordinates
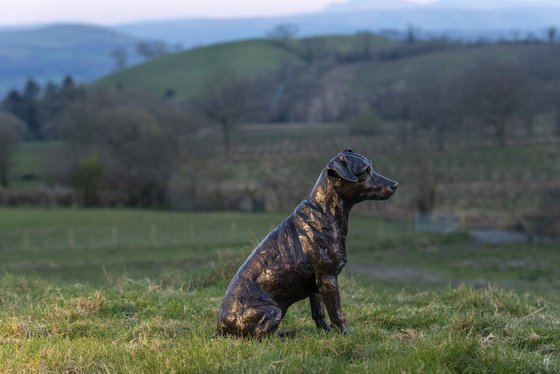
[357,167,370,179]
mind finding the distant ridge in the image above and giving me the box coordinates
[3,1,560,97]
[0,23,139,95]
[116,4,560,47]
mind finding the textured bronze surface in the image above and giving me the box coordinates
[217,149,398,338]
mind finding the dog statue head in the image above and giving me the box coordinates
[327,149,398,203]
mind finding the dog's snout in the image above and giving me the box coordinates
[389,182,399,191]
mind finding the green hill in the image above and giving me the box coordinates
[96,35,394,97]
[96,34,560,101]
[347,43,560,92]
[97,39,302,97]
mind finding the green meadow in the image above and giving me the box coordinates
[0,208,558,372]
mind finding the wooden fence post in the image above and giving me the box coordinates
[112,226,118,246]
[22,230,30,250]
[150,224,157,247]
[67,227,75,249]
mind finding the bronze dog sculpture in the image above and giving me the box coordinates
[217,149,398,337]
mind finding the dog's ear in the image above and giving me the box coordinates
[328,153,358,182]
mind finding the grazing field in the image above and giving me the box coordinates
[10,142,64,189]
[11,123,560,224]
[1,208,559,371]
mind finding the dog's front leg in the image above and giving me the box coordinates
[317,274,349,334]
[310,293,332,331]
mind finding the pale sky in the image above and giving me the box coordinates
[0,0,432,27]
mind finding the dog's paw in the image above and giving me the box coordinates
[337,324,350,335]
[316,321,333,332]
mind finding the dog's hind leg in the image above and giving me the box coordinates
[310,293,332,331]
[250,304,283,338]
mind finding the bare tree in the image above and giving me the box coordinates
[300,37,331,65]
[555,110,560,137]
[0,112,25,187]
[194,72,254,157]
[136,41,169,60]
[462,63,528,146]
[412,158,439,213]
[392,70,462,151]
[110,47,128,71]
[547,26,558,43]
[355,31,377,60]
[406,25,420,44]
[267,23,299,43]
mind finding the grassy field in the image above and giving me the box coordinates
[184,122,560,224]
[11,142,64,189]
[0,208,559,371]
[11,121,560,224]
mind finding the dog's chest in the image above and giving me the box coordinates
[313,220,347,274]
[295,203,348,274]
[324,226,346,273]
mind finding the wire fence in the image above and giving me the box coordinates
[0,212,540,254]
[414,212,463,234]
[0,221,260,253]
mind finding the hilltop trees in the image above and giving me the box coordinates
[369,57,539,150]
[1,76,83,140]
[267,23,299,45]
[2,80,41,139]
[546,26,558,43]
[110,47,128,71]
[136,41,169,60]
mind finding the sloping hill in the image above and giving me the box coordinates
[96,39,302,97]
[0,24,139,94]
[96,35,395,98]
[96,34,552,100]
[346,43,560,92]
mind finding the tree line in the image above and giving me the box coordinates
[110,40,184,71]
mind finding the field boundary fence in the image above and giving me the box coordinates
[414,212,465,234]
[0,221,249,252]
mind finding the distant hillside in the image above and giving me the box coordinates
[0,24,139,95]
[96,39,302,97]
[96,34,559,102]
[346,43,560,92]
[96,35,394,98]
